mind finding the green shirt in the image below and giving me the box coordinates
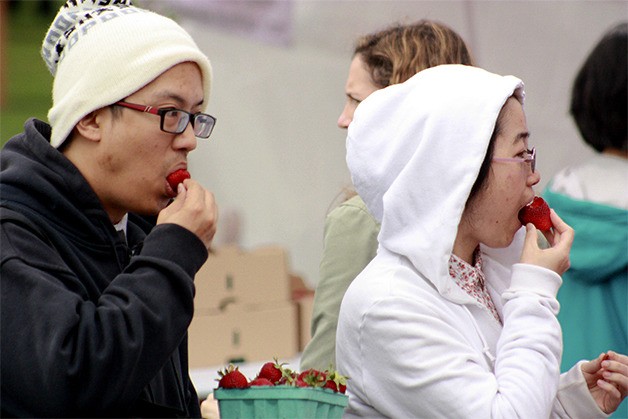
[300,195,380,371]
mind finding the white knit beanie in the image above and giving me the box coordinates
[41,0,213,148]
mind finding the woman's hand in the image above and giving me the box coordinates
[520,209,574,275]
[581,351,628,414]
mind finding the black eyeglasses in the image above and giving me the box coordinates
[492,147,536,172]
[114,101,216,139]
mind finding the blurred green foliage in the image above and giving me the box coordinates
[1,0,62,147]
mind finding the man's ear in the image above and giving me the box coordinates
[74,109,106,142]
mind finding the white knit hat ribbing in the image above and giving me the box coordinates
[41,0,213,148]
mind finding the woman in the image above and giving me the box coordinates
[301,20,474,371]
[337,64,627,417]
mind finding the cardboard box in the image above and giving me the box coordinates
[188,302,298,369]
[288,273,315,351]
[296,293,315,351]
[194,245,292,311]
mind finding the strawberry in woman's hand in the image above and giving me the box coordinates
[217,364,249,389]
[167,169,190,191]
[518,196,552,231]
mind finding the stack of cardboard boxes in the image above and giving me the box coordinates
[188,245,314,369]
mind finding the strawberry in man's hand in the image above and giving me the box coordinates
[217,364,249,389]
[166,169,190,192]
[518,196,552,231]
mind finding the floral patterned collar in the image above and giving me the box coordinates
[448,248,501,323]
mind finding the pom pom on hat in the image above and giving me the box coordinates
[41,0,212,148]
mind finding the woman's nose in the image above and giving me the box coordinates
[337,104,354,129]
[528,169,541,187]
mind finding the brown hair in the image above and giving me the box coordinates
[342,20,474,202]
[354,20,475,88]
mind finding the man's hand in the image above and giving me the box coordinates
[157,179,218,251]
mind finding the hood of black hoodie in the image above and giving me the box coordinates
[0,118,134,290]
[1,118,116,244]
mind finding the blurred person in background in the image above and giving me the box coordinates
[0,0,218,416]
[543,21,627,418]
[300,20,475,371]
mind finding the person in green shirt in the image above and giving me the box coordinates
[300,20,475,371]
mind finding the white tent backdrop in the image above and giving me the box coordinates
[148,1,627,287]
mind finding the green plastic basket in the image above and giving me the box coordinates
[214,386,348,419]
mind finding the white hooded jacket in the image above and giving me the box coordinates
[336,65,606,418]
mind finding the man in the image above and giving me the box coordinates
[1,0,217,416]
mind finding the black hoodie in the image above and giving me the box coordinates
[0,119,207,417]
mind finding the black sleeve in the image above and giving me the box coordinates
[0,214,207,416]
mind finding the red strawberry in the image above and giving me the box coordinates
[258,359,286,384]
[249,377,274,387]
[323,380,338,391]
[295,378,309,387]
[323,370,348,393]
[217,364,249,389]
[166,169,191,191]
[518,196,552,231]
[277,370,298,386]
[298,369,327,387]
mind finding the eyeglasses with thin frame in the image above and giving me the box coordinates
[114,101,216,139]
[492,147,536,172]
